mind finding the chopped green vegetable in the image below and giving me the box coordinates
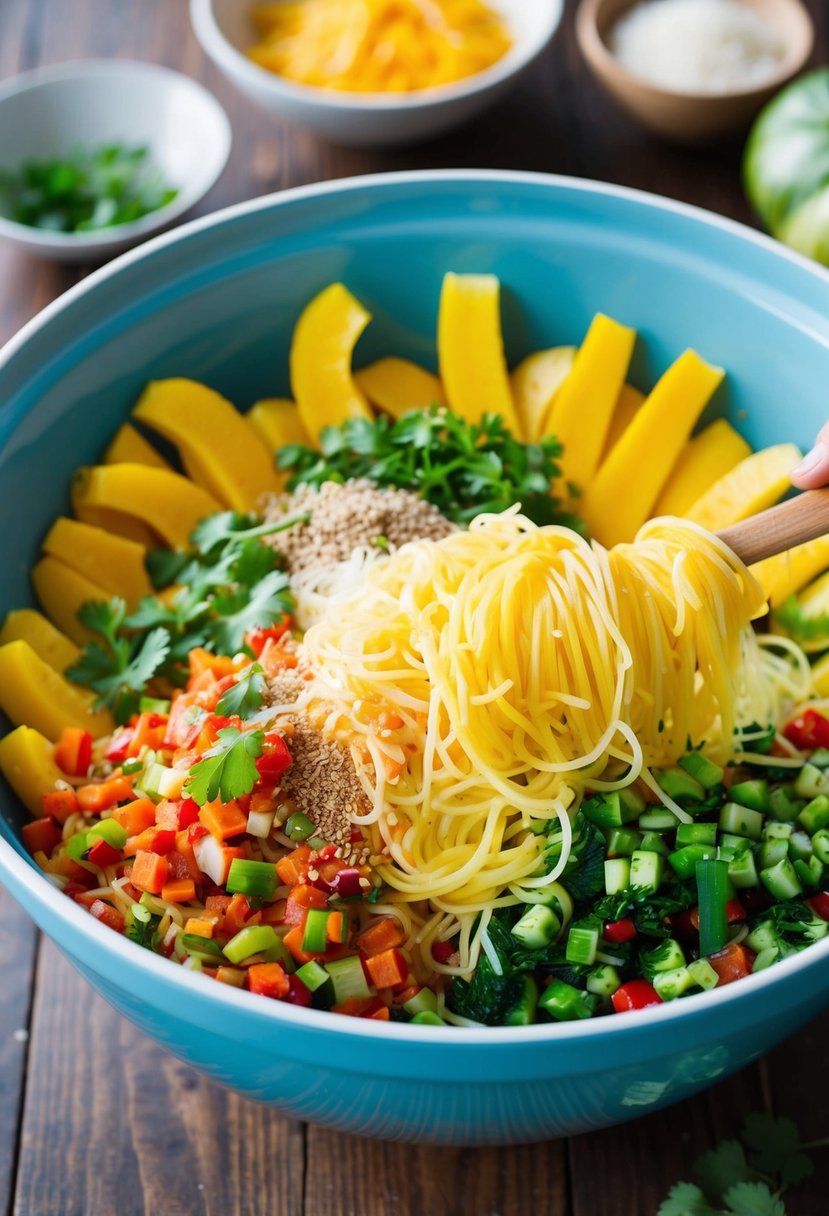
[185,726,265,806]
[277,407,581,530]
[215,663,267,719]
[65,598,170,724]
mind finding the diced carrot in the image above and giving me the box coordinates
[707,942,756,986]
[356,916,407,958]
[45,855,94,884]
[326,910,346,944]
[364,947,408,991]
[284,884,328,926]
[126,712,168,759]
[205,894,232,915]
[276,844,312,887]
[188,648,236,682]
[221,893,259,938]
[248,962,290,999]
[22,817,62,856]
[73,890,100,909]
[123,826,160,858]
[282,924,317,965]
[215,966,246,988]
[366,1005,390,1021]
[53,727,93,778]
[173,832,201,880]
[112,797,156,837]
[41,789,80,824]
[184,917,215,938]
[260,899,287,926]
[130,849,169,895]
[198,799,248,841]
[161,878,196,904]
[77,776,133,813]
[331,997,375,1017]
[89,898,125,933]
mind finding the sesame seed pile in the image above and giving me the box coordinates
[278,714,370,854]
[262,478,455,574]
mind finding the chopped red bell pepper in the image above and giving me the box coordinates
[807,892,829,921]
[431,939,456,964]
[603,917,637,943]
[105,726,135,765]
[783,709,829,750]
[21,816,62,856]
[246,622,290,658]
[611,979,663,1014]
[87,838,122,868]
[88,898,125,933]
[284,975,313,1007]
[255,732,292,782]
[54,727,93,778]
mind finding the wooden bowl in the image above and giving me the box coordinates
[575,0,814,142]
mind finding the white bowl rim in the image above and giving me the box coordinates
[0,58,232,250]
[190,0,564,111]
[1,165,829,1046]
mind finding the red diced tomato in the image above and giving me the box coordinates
[255,732,292,782]
[807,892,829,921]
[149,829,176,856]
[783,709,829,750]
[21,817,62,856]
[431,938,456,965]
[603,918,637,943]
[284,975,313,1007]
[611,980,663,1014]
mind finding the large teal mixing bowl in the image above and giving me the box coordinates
[2,171,829,1145]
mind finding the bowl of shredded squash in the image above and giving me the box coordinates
[1,170,829,1145]
[190,0,564,146]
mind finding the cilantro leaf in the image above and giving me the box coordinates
[215,664,267,719]
[278,405,582,531]
[66,605,170,724]
[657,1182,719,1216]
[742,1114,814,1188]
[694,1140,759,1202]
[185,726,265,806]
[126,908,161,951]
[206,569,292,656]
[722,1181,786,1216]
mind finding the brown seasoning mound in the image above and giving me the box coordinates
[278,712,370,848]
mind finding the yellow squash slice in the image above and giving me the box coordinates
[601,385,645,461]
[544,314,636,490]
[752,537,829,608]
[780,571,829,653]
[70,504,159,549]
[355,357,446,418]
[0,640,113,740]
[437,273,521,435]
[582,350,725,547]
[247,398,312,456]
[654,419,752,518]
[42,517,152,608]
[71,463,221,551]
[685,443,801,532]
[809,651,829,697]
[290,283,373,439]
[0,725,68,817]
[133,379,281,513]
[104,423,170,470]
[509,347,575,442]
[0,609,80,673]
[31,556,112,647]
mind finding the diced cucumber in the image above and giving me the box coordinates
[719,802,764,840]
[511,904,561,949]
[619,786,646,817]
[639,830,669,856]
[641,938,685,974]
[687,958,719,991]
[657,769,706,802]
[719,832,750,854]
[639,808,679,831]
[678,752,724,790]
[760,857,803,901]
[403,987,438,1017]
[604,826,642,857]
[411,1011,447,1026]
[764,820,794,841]
[728,779,769,813]
[769,786,803,822]
[799,794,829,834]
[727,849,759,889]
[760,838,790,869]
[676,822,717,847]
[324,956,372,1005]
[538,979,598,1021]
[794,763,829,800]
[653,966,695,1001]
[586,964,621,998]
[604,857,630,895]
[668,843,717,879]
[746,921,777,952]
[504,975,539,1026]
[808,747,829,769]
[788,831,813,863]
[630,849,664,891]
[794,856,823,889]
[812,828,829,864]
[566,922,600,966]
[582,791,639,829]
[752,946,780,973]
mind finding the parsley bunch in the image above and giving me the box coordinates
[67,510,302,723]
[277,407,582,529]
[659,1112,829,1215]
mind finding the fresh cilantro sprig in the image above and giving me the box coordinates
[277,407,583,530]
[66,599,170,724]
[185,726,265,806]
[66,510,303,722]
[775,595,829,648]
[658,1113,829,1216]
[215,663,267,719]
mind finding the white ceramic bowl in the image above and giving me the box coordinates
[190,0,564,147]
[0,60,232,262]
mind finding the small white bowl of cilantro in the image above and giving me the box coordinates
[0,60,231,262]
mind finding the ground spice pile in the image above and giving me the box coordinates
[263,478,455,574]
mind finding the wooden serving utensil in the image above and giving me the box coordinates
[716,488,829,567]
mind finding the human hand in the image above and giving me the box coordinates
[791,422,829,489]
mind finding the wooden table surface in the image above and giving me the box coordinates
[2,1,829,1213]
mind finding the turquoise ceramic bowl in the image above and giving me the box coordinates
[2,171,829,1145]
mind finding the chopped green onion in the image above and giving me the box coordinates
[696,858,729,956]
[226,858,277,899]
[295,960,331,993]
[301,908,331,953]
[223,924,279,964]
[285,812,317,842]
[87,819,128,850]
[181,933,224,960]
[324,955,372,1005]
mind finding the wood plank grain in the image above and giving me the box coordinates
[304,1126,568,1216]
[0,887,38,1213]
[12,939,304,1216]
